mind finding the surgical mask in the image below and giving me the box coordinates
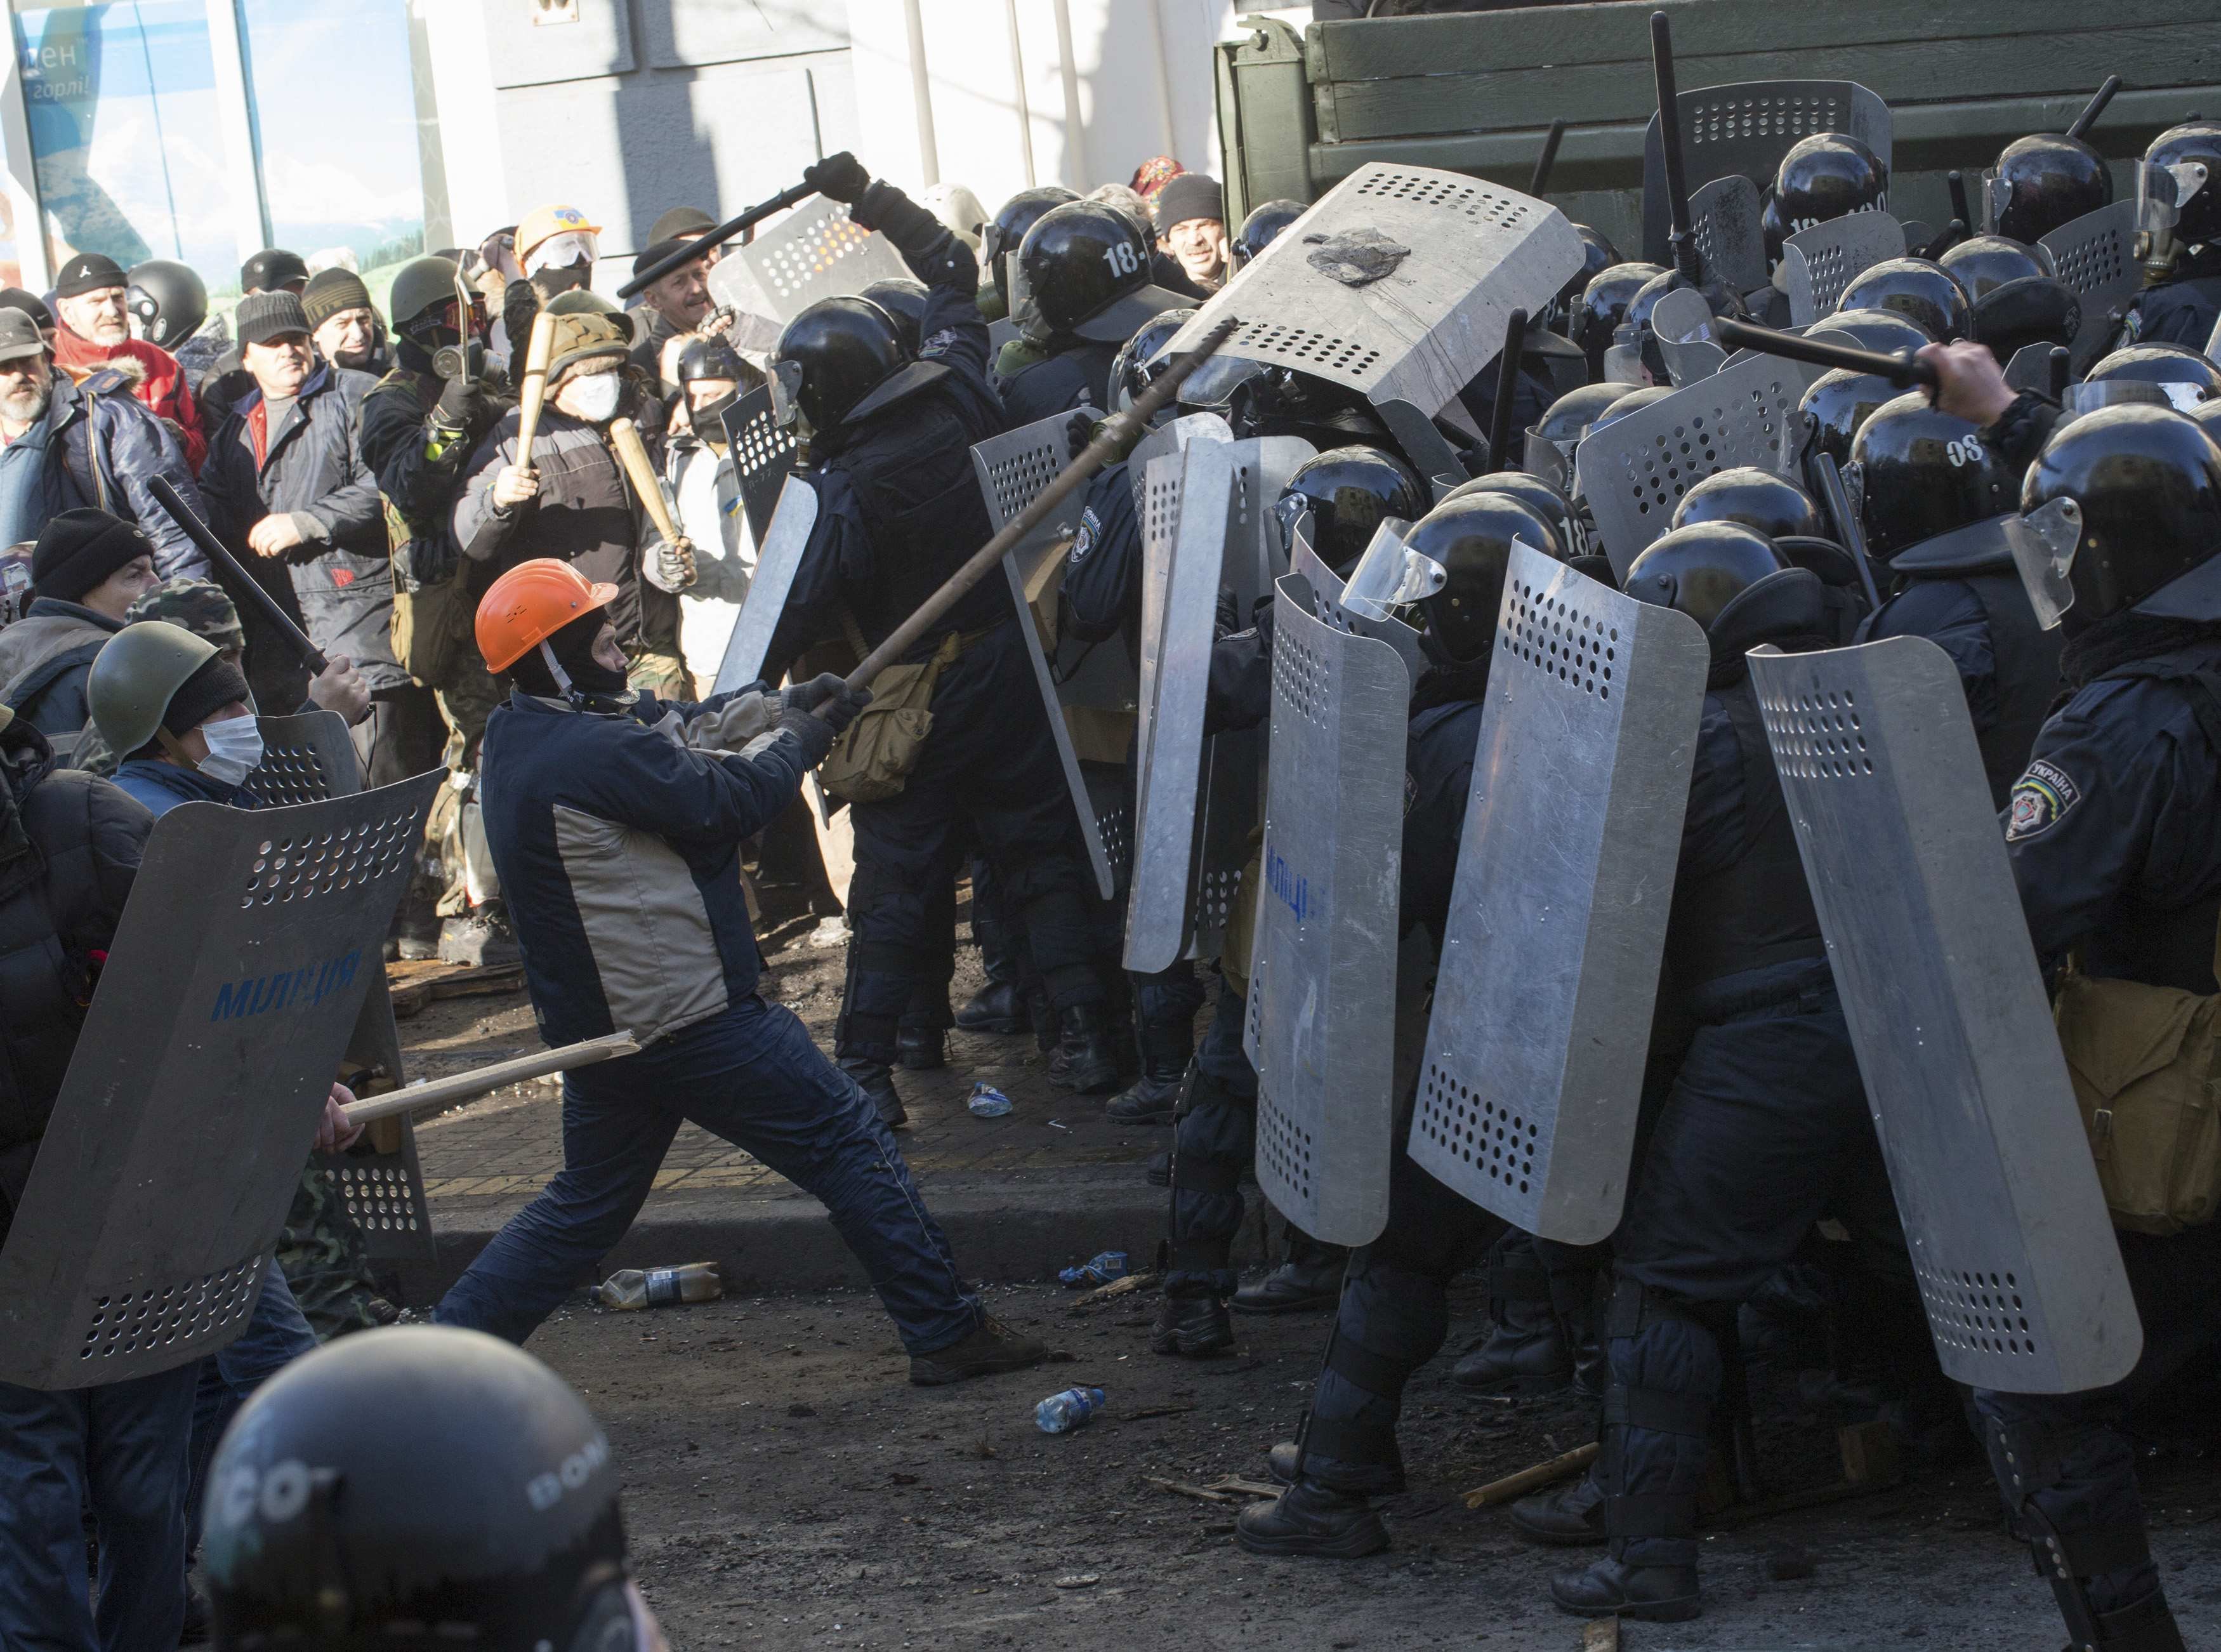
[198,715,265,787]
[567,371,623,424]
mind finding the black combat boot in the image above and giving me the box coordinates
[1106,1013,1194,1124]
[1452,1297,1572,1394]
[1509,1470,1607,1546]
[896,1015,947,1071]
[1268,1438,1407,1493]
[955,977,1025,1034]
[838,1056,909,1130]
[1233,1227,1345,1314]
[1051,1002,1121,1094]
[1149,1292,1234,1357]
[1235,1479,1390,1558]
[1551,1555,1702,1621]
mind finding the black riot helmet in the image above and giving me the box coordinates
[1623,521,1828,665]
[1107,305,1196,412]
[1232,199,1307,269]
[1536,383,1625,449]
[1614,268,1746,385]
[1553,225,1624,320]
[1440,470,1586,558]
[1938,234,2052,300]
[2020,403,2221,630]
[1571,261,1666,379]
[675,333,745,386]
[2066,342,2221,415]
[1014,200,1182,345]
[1763,132,1890,265]
[1672,466,1822,541]
[204,1327,644,1651]
[1406,492,1565,667]
[1835,258,1970,343]
[1993,131,2112,245]
[1806,305,1937,355]
[1277,445,1427,577]
[1850,391,2020,561]
[859,277,928,354]
[1969,276,2081,367]
[123,258,206,350]
[2137,122,2221,275]
[983,185,1079,310]
[770,295,909,442]
[1585,384,1676,437]
[1799,366,1899,468]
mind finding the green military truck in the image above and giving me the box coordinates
[1214,0,2218,254]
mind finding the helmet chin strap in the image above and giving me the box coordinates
[539,638,579,701]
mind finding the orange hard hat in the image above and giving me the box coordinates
[475,558,618,672]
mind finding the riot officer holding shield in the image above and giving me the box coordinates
[2122,122,2221,350]
[998,200,1188,426]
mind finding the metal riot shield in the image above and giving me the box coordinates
[1239,575,1410,1246]
[712,473,819,694]
[1578,351,1817,579]
[1651,287,1728,387]
[1162,164,1583,426]
[730,199,911,324]
[1288,518,1429,691]
[1126,413,1234,515]
[245,713,435,1261]
[970,409,1126,899]
[1689,175,1767,297]
[720,383,798,545]
[1412,547,1708,1243]
[1749,638,2141,1392]
[0,770,443,1388]
[1783,213,1908,326]
[1641,81,1892,267]
[2039,201,2140,374]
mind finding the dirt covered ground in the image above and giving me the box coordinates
[519,1277,2221,1652]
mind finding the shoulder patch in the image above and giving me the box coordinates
[1403,769,1419,817]
[1067,505,1100,565]
[919,326,959,360]
[2005,757,2082,842]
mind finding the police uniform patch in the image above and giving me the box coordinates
[2006,757,2082,842]
[1067,506,1100,565]
[919,326,959,360]
[1403,769,1419,816]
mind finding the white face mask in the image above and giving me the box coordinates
[567,370,622,424]
[197,715,265,787]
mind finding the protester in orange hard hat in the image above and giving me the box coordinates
[433,560,1050,1387]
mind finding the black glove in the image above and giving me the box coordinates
[817,683,871,736]
[435,371,486,428]
[774,704,838,769]
[781,671,847,715]
[805,152,872,206]
[853,180,949,262]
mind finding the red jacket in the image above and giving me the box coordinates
[49,327,206,473]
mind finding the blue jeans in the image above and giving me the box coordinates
[184,1260,317,1555]
[438,995,982,1353]
[0,1363,197,1652]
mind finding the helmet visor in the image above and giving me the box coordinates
[2062,379,2211,416]
[2137,157,2211,240]
[1341,520,1439,622]
[2005,496,2085,630]
[1602,329,1649,386]
[768,357,807,431]
[525,230,598,277]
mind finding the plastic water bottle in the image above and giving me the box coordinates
[591,1262,723,1310]
[1058,1250,1130,1288]
[967,1081,1013,1118]
[1034,1385,1106,1434]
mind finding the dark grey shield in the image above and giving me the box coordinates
[0,769,442,1389]
[2038,201,2142,374]
[720,383,798,545]
[1750,637,2141,1393]
[1783,213,1908,326]
[1411,547,1709,1244]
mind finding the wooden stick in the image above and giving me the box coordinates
[609,416,693,585]
[340,1029,640,1127]
[1461,1440,1600,1510]
[513,309,558,460]
[843,317,1237,694]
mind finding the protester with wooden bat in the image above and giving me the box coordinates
[452,302,694,700]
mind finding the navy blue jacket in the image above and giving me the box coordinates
[111,758,249,817]
[1062,459,1141,648]
[1402,690,1485,941]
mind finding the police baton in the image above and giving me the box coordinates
[1650,11,1701,285]
[1487,308,1529,474]
[1809,453,1885,614]
[147,475,329,675]
[1709,319,1941,393]
[843,318,1239,696]
[616,180,818,298]
[338,1030,642,1128]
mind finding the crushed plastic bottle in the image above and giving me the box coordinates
[1034,1385,1106,1434]
[966,1081,1013,1118]
[591,1262,723,1311]
[1058,1250,1130,1288]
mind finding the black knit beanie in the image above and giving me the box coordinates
[32,509,151,603]
[163,653,253,737]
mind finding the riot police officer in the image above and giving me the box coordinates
[763,152,1119,1126]
[1968,404,2221,1652]
[1762,131,1890,267]
[998,199,1187,425]
[1993,126,2113,246]
[2124,121,2221,350]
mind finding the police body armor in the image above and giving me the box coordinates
[833,388,1001,649]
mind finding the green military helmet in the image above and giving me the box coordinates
[388,253,468,332]
[125,577,243,653]
[88,620,216,758]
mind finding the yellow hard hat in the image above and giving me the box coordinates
[515,203,603,267]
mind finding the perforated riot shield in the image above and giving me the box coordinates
[728,200,911,324]
[1163,164,1582,426]
[721,383,798,544]
[245,714,433,1261]
[1578,351,1817,578]
[1411,547,1708,1244]
[1238,575,1409,1246]
[1125,436,1312,973]
[1689,175,1766,296]
[1651,288,1727,387]
[0,770,442,1388]
[1641,81,1892,267]
[713,473,819,694]
[1750,638,2140,1392]
[2040,201,2140,374]
[1783,213,1908,327]
[1126,413,1233,515]
[971,410,1126,899]
[1288,518,1429,691]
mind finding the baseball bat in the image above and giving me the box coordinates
[147,476,329,675]
[609,416,694,586]
[339,1030,642,1127]
[513,308,557,465]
